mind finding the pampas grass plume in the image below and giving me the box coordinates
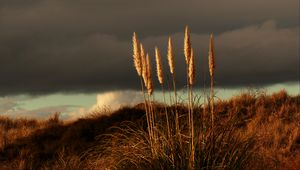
[184,26,191,64]
[140,43,146,77]
[167,37,175,75]
[132,32,142,76]
[188,48,195,85]
[155,47,164,85]
[209,33,215,77]
[140,44,148,87]
[146,53,153,95]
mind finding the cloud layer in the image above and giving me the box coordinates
[0,90,143,120]
[1,82,298,120]
[0,96,73,119]
[93,90,143,110]
[0,0,298,95]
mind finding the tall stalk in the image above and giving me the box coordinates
[188,48,196,170]
[155,47,171,139]
[185,26,196,170]
[167,37,180,139]
[184,26,192,135]
[145,53,158,155]
[140,45,155,154]
[210,76,214,127]
[208,33,215,129]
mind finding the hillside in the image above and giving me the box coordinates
[0,90,299,170]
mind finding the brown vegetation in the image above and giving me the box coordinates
[0,90,298,169]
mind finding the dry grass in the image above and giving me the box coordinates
[0,90,298,169]
[127,27,299,170]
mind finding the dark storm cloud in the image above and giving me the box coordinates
[0,0,298,95]
[140,21,299,88]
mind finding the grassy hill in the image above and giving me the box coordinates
[0,90,299,170]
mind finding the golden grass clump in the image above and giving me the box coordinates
[132,32,142,76]
[155,47,163,85]
[127,28,300,170]
[167,37,175,75]
[132,41,156,155]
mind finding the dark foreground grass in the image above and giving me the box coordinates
[0,90,299,170]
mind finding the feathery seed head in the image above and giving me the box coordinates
[146,54,153,95]
[140,44,145,60]
[208,33,215,77]
[184,26,191,65]
[140,43,145,75]
[132,32,142,76]
[188,48,195,85]
[155,47,164,85]
[147,78,153,96]
[167,37,175,74]
[142,51,148,88]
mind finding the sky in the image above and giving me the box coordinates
[0,0,299,120]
